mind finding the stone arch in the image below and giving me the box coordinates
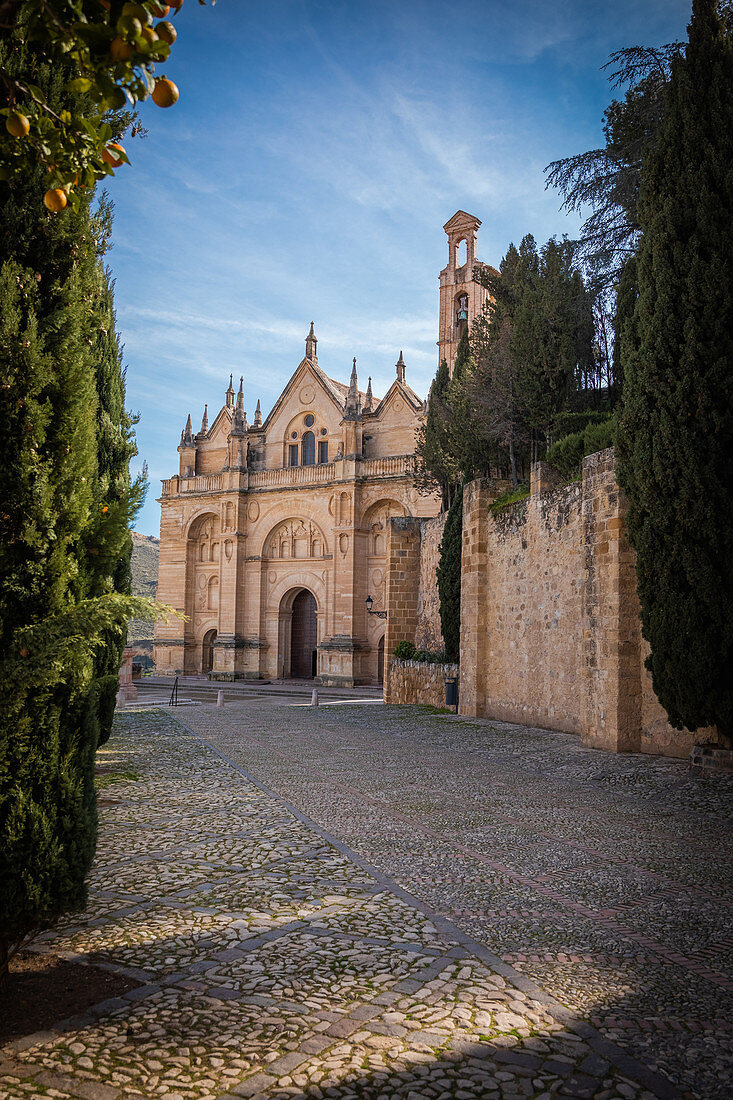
[361,498,409,555]
[273,582,323,680]
[202,628,217,673]
[260,516,329,560]
[184,510,222,673]
[185,508,220,541]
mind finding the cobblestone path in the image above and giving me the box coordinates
[0,706,729,1100]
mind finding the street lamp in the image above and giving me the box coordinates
[365,595,387,619]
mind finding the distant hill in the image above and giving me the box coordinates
[128,532,159,647]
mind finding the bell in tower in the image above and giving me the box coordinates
[437,211,494,376]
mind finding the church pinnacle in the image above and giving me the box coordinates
[364,376,373,412]
[233,376,247,432]
[305,321,318,363]
[199,404,208,436]
[345,357,361,416]
[254,398,262,428]
[225,373,235,409]
[396,350,406,383]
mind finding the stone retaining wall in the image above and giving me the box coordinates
[385,450,699,759]
[459,451,694,758]
[387,659,459,707]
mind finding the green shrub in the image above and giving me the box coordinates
[393,641,416,660]
[414,649,449,664]
[553,409,611,438]
[547,415,617,479]
[546,430,586,479]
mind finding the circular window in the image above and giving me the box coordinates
[304,414,315,427]
[321,427,327,436]
[291,431,298,439]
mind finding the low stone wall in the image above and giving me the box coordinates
[387,659,459,707]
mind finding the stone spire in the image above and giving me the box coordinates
[305,321,318,363]
[345,357,360,416]
[225,373,235,409]
[254,398,262,428]
[198,404,209,436]
[396,350,406,383]
[182,413,194,446]
[233,377,246,432]
[364,376,373,412]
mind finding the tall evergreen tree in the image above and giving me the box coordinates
[617,0,733,742]
[512,237,595,452]
[470,241,535,487]
[437,484,463,663]
[415,358,460,509]
[0,43,150,977]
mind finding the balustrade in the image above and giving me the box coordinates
[161,455,415,497]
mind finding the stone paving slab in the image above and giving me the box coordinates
[177,701,733,1099]
[0,709,689,1100]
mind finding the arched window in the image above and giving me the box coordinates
[456,238,468,266]
[302,431,315,466]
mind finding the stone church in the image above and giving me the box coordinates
[153,210,491,684]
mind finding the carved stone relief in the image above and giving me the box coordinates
[266,519,326,560]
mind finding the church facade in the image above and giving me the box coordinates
[153,211,490,684]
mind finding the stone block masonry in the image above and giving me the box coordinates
[458,449,690,757]
[387,658,459,706]
[385,448,695,758]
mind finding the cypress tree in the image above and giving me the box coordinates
[617,0,733,741]
[513,237,594,451]
[612,254,638,399]
[437,484,463,663]
[0,42,149,976]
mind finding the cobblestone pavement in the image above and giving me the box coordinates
[0,706,730,1100]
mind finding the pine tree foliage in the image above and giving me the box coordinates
[617,0,733,741]
[512,237,595,449]
[436,484,463,663]
[0,43,155,975]
[414,358,460,509]
[545,42,683,287]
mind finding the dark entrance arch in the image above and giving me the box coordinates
[290,589,317,679]
[202,628,217,673]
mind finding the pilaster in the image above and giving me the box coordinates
[581,449,642,752]
[383,517,422,702]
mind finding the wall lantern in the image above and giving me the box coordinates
[365,595,387,619]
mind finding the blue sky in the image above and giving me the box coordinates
[108,0,692,535]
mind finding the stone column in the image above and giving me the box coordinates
[116,647,137,705]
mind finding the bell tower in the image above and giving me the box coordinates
[438,210,491,375]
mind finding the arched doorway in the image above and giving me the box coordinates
[377,636,385,684]
[285,589,317,679]
[202,628,217,673]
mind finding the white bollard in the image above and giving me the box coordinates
[216,690,224,708]
[311,688,319,707]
